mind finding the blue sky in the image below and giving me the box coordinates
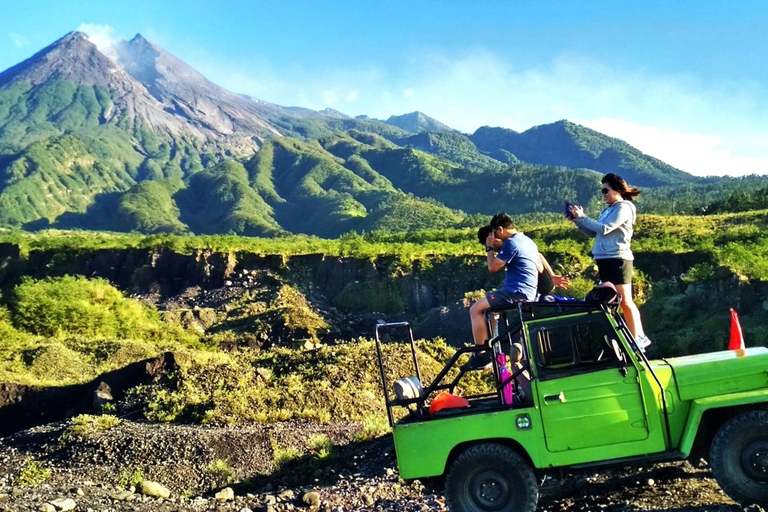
[2,0,768,177]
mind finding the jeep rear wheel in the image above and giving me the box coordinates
[710,410,768,507]
[445,443,537,512]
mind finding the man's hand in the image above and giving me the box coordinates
[485,232,496,249]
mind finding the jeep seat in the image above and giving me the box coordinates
[393,376,423,400]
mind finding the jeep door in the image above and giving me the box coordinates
[528,313,661,458]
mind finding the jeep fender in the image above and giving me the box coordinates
[678,389,768,456]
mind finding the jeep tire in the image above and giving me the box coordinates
[710,410,768,507]
[445,443,537,512]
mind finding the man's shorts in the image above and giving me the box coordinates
[596,258,633,286]
[486,289,529,308]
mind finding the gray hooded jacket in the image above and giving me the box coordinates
[574,200,636,260]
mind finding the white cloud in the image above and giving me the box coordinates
[77,23,119,61]
[321,90,339,106]
[183,44,768,177]
[578,118,768,177]
[8,32,28,48]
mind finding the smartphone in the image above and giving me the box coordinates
[564,202,575,219]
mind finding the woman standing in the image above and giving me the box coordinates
[567,173,651,349]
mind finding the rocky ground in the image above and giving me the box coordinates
[0,419,764,512]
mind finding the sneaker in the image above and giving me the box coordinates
[460,350,492,371]
[637,335,652,350]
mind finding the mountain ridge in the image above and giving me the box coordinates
[2,30,762,236]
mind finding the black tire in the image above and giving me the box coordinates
[445,443,538,512]
[710,410,768,507]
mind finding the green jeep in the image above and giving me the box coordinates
[374,300,768,511]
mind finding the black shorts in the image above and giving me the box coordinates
[596,258,633,285]
[486,289,528,308]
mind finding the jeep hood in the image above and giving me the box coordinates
[661,347,768,401]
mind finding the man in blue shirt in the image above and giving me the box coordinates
[463,212,539,370]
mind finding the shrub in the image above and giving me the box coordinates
[206,459,235,486]
[308,434,335,461]
[62,414,121,441]
[10,275,193,342]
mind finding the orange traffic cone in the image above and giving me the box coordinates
[728,308,745,350]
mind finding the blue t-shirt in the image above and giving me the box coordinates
[496,233,539,300]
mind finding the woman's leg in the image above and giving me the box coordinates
[614,283,645,339]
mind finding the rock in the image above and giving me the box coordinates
[363,493,375,506]
[39,504,56,512]
[215,487,235,501]
[265,494,277,505]
[278,489,294,499]
[302,491,321,507]
[75,487,84,496]
[647,478,656,486]
[49,498,77,511]
[138,480,171,498]
[111,490,135,501]
[93,381,113,410]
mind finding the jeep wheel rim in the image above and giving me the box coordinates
[741,440,768,482]
[469,468,510,510]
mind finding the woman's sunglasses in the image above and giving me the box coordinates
[601,188,610,195]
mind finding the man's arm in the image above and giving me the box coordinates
[486,232,507,272]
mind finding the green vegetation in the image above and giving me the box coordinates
[0,209,765,430]
[272,443,302,470]
[118,468,145,489]
[11,275,170,338]
[133,338,481,425]
[470,121,694,187]
[15,458,51,487]
[62,414,121,441]
[4,79,765,237]
[206,459,236,487]
[308,434,335,461]
[0,275,197,385]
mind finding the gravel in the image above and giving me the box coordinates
[0,419,764,512]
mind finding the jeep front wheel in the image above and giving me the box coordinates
[710,410,768,507]
[445,443,538,512]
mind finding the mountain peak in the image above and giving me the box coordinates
[0,29,127,87]
[384,111,456,134]
[319,108,350,119]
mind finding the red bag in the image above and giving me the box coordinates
[429,391,470,415]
